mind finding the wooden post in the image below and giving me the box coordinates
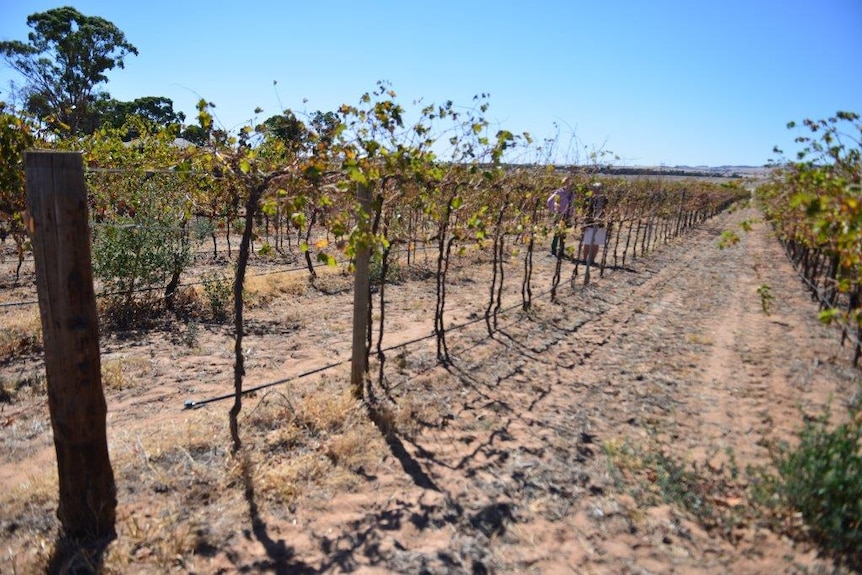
[350,183,372,399]
[25,151,116,540]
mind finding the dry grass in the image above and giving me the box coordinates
[244,270,312,307]
[100,356,151,391]
[0,374,392,573]
[0,467,59,516]
[0,307,42,360]
[101,359,127,391]
[0,372,46,408]
[0,469,59,573]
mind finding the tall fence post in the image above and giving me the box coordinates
[351,183,372,399]
[25,151,116,539]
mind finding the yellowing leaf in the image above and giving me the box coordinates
[314,238,329,250]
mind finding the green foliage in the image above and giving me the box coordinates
[818,307,842,325]
[201,270,232,322]
[757,111,861,362]
[94,96,186,138]
[756,284,774,315]
[0,6,138,135]
[604,440,747,539]
[0,106,34,222]
[92,207,193,306]
[0,106,38,278]
[717,229,740,248]
[193,216,214,242]
[257,242,274,256]
[756,405,862,568]
[369,254,404,285]
[259,110,307,151]
[644,450,717,521]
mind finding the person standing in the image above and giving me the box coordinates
[581,182,607,264]
[547,180,574,257]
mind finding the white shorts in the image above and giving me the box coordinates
[583,227,607,246]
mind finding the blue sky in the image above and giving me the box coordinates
[1,0,860,167]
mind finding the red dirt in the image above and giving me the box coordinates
[1,204,859,573]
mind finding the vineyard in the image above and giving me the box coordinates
[1,98,861,573]
[756,112,862,366]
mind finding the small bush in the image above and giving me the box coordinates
[201,270,232,322]
[758,405,862,569]
[369,254,404,285]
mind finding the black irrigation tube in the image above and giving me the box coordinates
[182,281,559,410]
[0,299,39,309]
[181,211,739,410]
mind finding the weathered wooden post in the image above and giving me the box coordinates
[25,151,116,540]
[350,183,372,399]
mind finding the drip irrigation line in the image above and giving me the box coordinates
[183,276,561,410]
[0,299,39,309]
[183,358,348,410]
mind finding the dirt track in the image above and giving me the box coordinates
[271,204,860,573]
[2,204,860,573]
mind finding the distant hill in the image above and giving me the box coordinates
[598,165,772,179]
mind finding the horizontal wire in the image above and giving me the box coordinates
[183,281,559,409]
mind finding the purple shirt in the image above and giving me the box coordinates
[547,188,573,215]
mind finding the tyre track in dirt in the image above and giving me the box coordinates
[279,214,728,572]
[4,203,859,573]
[286,205,860,574]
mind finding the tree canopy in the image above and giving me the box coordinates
[0,6,138,135]
[94,96,186,139]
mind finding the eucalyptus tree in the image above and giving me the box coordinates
[0,6,138,135]
[93,96,186,138]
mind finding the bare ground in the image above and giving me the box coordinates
[1,204,860,574]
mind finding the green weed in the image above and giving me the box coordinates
[753,404,862,570]
[201,270,232,322]
[757,284,774,315]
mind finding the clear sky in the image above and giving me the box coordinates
[1,0,860,167]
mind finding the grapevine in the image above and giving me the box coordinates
[757,111,862,364]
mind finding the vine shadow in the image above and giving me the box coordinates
[238,452,317,574]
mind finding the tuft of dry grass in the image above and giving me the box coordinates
[685,333,714,346]
[393,394,444,438]
[0,308,42,360]
[244,271,311,307]
[255,451,332,503]
[0,372,46,407]
[293,387,363,435]
[100,356,150,391]
[0,467,59,516]
[101,359,126,391]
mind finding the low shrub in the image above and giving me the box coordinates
[756,403,862,570]
[201,270,232,322]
